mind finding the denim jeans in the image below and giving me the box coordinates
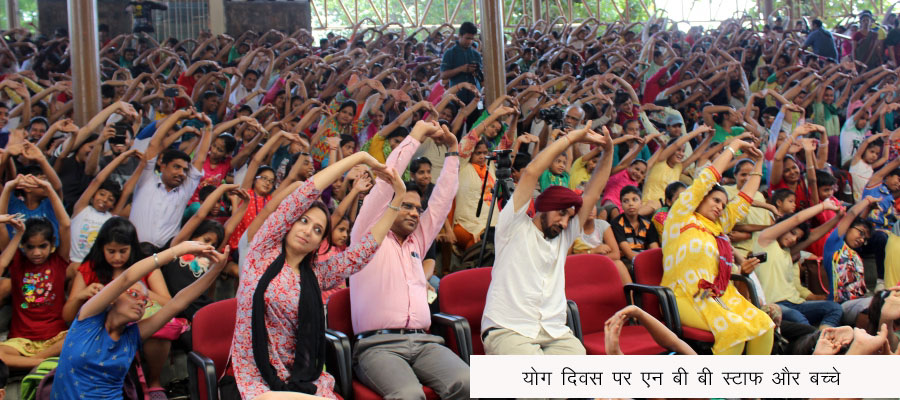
[777,300,843,327]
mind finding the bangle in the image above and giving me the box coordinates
[153,253,159,269]
[749,172,763,177]
[387,204,401,212]
[445,151,459,157]
[726,146,737,156]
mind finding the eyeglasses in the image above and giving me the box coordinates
[850,226,870,244]
[124,289,149,306]
[255,175,275,183]
[400,203,425,213]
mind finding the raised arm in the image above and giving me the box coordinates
[513,127,604,211]
[757,201,838,248]
[577,127,614,227]
[73,149,142,217]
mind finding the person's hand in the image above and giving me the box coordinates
[380,168,406,197]
[740,257,760,274]
[21,142,44,162]
[813,327,844,355]
[439,123,458,152]
[728,138,755,153]
[847,325,890,355]
[52,118,78,133]
[100,125,117,142]
[352,172,373,193]
[593,244,612,255]
[411,119,443,142]
[516,133,539,145]
[863,195,882,206]
[823,200,841,212]
[207,245,231,272]
[800,138,818,152]
[355,152,388,174]
[326,136,341,150]
[78,283,104,301]
[761,303,782,327]
[177,241,219,260]
[603,311,627,355]
[806,293,826,301]
[437,228,457,245]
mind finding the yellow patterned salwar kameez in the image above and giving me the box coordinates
[661,166,775,354]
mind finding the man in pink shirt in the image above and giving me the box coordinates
[349,120,469,399]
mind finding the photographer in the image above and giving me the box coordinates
[440,22,482,104]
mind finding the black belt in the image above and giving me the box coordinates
[481,327,499,342]
[356,328,426,341]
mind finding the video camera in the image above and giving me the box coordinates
[538,106,566,129]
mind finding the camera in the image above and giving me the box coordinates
[163,88,179,97]
[538,106,566,129]
[470,62,484,83]
[485,149,513,179]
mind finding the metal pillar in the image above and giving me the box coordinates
[209,0,226,35]
[479,0,506,106]
[67,0,101,126]
[5,0,18,28]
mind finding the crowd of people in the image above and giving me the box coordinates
[0,4,898,399]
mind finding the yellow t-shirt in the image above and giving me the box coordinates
[644,161,683,205]
[752,239,812,305]
[568,157,591,190]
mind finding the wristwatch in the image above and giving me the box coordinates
[445,151,459,157]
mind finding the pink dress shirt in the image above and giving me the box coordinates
[349,135,460,333]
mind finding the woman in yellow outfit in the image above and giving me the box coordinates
[661,137,775,355]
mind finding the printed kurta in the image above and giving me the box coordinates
[231,180,378,399]
[661,166,774,354]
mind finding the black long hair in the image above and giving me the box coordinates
[83,217,144,284]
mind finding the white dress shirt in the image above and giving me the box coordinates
[129,156,202,247]
[482,201,581,339]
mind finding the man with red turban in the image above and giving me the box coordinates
[482,126,613,356]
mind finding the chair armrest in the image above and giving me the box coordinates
[731,274,762,308]
[187,351,217,400]
[324,329,352,400]
[566,299,583,342]
[624,283,681,338]
[431,312,472,365]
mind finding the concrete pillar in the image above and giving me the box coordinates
[6,0,18,28]
[479,0,506,105]
[209,0,226,35]
[67,0,101,126]
[532,0,541,22]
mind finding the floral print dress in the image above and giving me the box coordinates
[232,180,378,399]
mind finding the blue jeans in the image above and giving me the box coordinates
[777,300,843,327]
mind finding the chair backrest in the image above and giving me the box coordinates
[632,248,667,322]
[439,267,493,356]
[326,287,355,336]
[564,254,627,335]
[192,298,238,376]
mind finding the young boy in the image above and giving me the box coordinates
[539,153,570,191]
[768,188,797,216]
[809,169,845,257]
[612,185,660,265]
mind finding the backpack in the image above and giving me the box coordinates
[20,357,58,400]
[456,240,495,273]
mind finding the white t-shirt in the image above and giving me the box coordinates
[482,200,581,340]
[69,206,113,263]
[849,161,874,201]
[579,219,611,248]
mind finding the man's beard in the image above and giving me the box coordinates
[540,213,562,239]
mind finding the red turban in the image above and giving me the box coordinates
[534,185,583,213]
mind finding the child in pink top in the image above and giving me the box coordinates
[601,159,647,212]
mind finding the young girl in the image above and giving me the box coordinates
[191,132,238,202]
[573,205,628,283]
[51,240,228,399]
[233,151,405,399]
[753,201,843,328]
[62,217,176,396]
[652,181,687,236]
[848,133,891,201]
[165,182,248,317]
[69,149,142,272]
[0,175,70,371]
